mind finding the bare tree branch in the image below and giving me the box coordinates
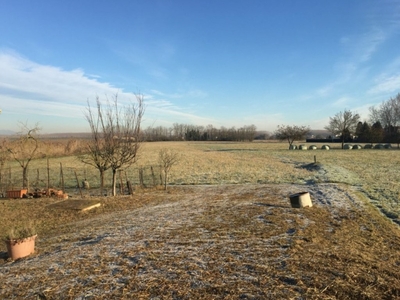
[275,125,310,148]
[83,93,145,196]
[325,110,360,149]
[159,148,181,190]
[6,122,41,189]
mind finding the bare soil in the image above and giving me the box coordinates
[1,183,400,299]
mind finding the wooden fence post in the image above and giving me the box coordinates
[47,158,50,197]
[151,166,156,186]
[139,168,144,188]
[36,169,40,188]
[0,169,2,196]
[127,180,133,195]
[159,165,163,185]
[60,163,65,193]
[74,170,83,198]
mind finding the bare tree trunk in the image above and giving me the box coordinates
[8,167,12,190]
[22,166,28,189]
[60,163,64,193]
[100,169,105,196]
[112,169,117,196]
[119,170,124,195]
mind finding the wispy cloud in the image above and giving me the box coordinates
[0,50,120,105]
[331,96,351,107]
[368,74,400,95]
[150,88,208,100]
[358,28,386,63]
[307,3,396,105]
[367,54,400,96]
[333,28,386,84]
[150,90,184,99]
[108,39,177,81]
[0,50,208,132]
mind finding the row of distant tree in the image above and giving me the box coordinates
[142,124,258,142]
[276,93,400,149]
[327,93,400,147]
[365,93,400,145]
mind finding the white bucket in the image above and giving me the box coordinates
[289,192,312,208]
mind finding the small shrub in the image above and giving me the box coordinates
[5,223,36,241]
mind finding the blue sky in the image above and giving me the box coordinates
[1,1,400,134]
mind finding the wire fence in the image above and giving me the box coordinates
[0,162,165,198]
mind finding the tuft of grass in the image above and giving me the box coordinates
[5,221,36,241]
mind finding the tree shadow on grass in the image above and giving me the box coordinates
[0,251,8,262]
[253,202,288,209]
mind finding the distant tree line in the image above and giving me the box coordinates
[354,121,384,144]
[276,93,400,149]
[321,93,400,147]
[366,93,400,147]
[142,123,258,142]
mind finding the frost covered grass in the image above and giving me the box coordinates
[2,141,400,298]
[1,184,400,299]
[7,141,400,219]
[149,142,400,220]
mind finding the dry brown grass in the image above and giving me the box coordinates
[1,184,400,299]
[5,141,400,203]
[1,141,400,298]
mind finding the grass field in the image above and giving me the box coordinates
[13,140,396,219]
[1,141,400,298]
[2,140,400,244]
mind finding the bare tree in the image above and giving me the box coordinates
[245,124,257,141]
[0,139,9,194]
[370,100,396,129]
[275,125,310,148]
[84,93,145,196]
[82,97,111,195]
[7,123,40,189]
[325,110,360,149]
[159,148,180,190]
[369,93,400,146]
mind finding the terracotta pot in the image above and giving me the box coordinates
[6,189,28,199]
[5,235,37,260]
